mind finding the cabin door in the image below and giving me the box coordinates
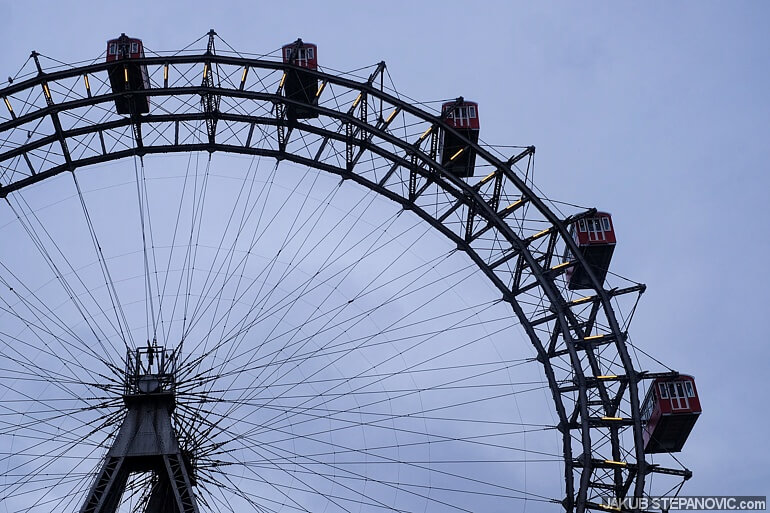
[296,47,313,67]
[587,219,606,243]
[668,382,690,411]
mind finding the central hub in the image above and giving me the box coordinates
[124,343,177,397]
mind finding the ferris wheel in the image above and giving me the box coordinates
[0,31,699,512]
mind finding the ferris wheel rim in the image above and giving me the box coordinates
[0,33,693,512]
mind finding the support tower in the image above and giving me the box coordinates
[78,345,198,513]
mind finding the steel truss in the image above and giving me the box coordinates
[0,35,690,512]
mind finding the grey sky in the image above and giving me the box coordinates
[1,0,768,509]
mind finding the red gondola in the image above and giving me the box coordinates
[439,98,479,177]
[281,39,318,120]
[641,375,701,453]
[106,34,150,115]
[564,212,616,290]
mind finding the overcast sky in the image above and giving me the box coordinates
[1,0,768,509]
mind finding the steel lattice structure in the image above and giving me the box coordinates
[0,32,692,512]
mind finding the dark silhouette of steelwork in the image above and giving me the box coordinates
[78,346,198,513]
[0,32,695,513]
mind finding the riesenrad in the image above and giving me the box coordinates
[0,31,698,512]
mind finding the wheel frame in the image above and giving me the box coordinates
[0,36,691,512]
